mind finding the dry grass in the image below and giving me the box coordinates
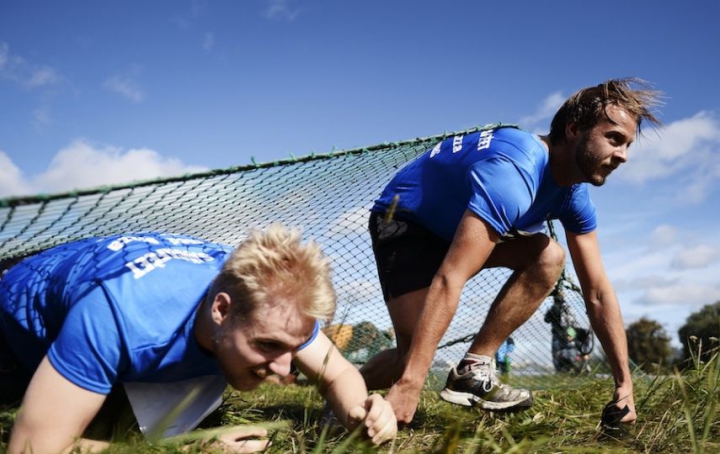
[1,352,718,453]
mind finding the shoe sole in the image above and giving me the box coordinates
[439,388,534,411]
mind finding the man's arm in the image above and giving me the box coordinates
[293,331,397,445]
[9,356,108,454]
[565,230,635,422]
[389,210,498,423]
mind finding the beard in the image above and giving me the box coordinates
[575,134,607,187]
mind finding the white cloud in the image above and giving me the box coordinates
[672,244,720,269]
[651,224,677,245]
[104,68,144,103]
[35,140,206,192]
[0,150,33,198]
[0,42,63,89]
[263,0,301,21]
[32,105,52,131]
[616,274,679,291]
[636,281,720,308]
[104,76,143,103]
[600,224,720,324]
[617,111,720,203]
[328,206,372,238]
[203,32,215,51]
[519,91,564,129]
[336,279,380,300]
[170,15,191,30]
[25,66,61,88]
[0,42,7,68]
[0,141,207,198]
[606,247,671,285]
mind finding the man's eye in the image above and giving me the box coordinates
[258,342,279,352]
[607,133,623,146]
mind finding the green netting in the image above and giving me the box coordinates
[0,123,609,387]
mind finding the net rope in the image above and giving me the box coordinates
[0,123,608,387]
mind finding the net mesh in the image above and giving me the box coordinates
[0,123,609,387]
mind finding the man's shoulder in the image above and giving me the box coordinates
[491,127,546,156]
[469,127,548,178]
[52,233,231,302]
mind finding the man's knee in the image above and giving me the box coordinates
[489,234,565,273]
[538,239,566,274]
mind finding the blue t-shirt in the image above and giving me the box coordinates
[0,233,231,394]
[372,126,597,241]
[0,233,320,395]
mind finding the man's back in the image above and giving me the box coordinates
[0,233,232,391]
[372,126,596,241]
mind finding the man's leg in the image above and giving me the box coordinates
[469,233,565,356]
[360,288,428,390]
[361,212,449,391]
[440,233,564,410]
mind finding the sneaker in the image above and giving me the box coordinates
[439,361,533,411]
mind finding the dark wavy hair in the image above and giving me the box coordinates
[548,78,663,145]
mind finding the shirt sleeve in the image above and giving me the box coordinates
[466,156,535,237]
[47,287,126,394]
[559,185,597,234]
[296,320,320,351]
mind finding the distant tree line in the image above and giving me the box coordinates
[626,300,720,373]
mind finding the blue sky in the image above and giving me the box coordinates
[1,0,719,345]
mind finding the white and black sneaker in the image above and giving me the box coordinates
[439,358,533,411]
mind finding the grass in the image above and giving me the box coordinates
[1,352,718,453]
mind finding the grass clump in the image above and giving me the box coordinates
[1,352,718,453]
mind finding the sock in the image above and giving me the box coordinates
[457,353,492,374]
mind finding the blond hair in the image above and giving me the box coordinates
[210,224,336,322]
[548,78,663,145]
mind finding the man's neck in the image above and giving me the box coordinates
[193,296,215,354]
[540,135,581,187]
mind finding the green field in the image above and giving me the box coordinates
[1,354,718,454]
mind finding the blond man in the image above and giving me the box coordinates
[0,226,396,453]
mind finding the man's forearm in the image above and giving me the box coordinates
[586,291,632,388]
[322,366,369,429]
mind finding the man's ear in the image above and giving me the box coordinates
[211,292,232,325]
[565,121,581,143]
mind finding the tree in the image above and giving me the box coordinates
[626,317,672,373]
[678,301,720,367]
[345,321,394,363]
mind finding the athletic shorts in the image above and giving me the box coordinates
[0,252,42,406]
[0,328,32,406]
[368,211,450,302]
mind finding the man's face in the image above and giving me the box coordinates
[574,104,638,186]
[213,297,315,391]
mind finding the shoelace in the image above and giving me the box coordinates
[468,363,497,393]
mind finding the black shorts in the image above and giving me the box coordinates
[0,326,32,406]
[1,253,40,406]
[369,211,450,301]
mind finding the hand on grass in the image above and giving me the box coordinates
[347,394,397,445]
[211,426,270,453]
[600,385,636,438]
[385,379,423,425]
[612,386,636,424]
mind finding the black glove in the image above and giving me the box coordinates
[600,400,631,437]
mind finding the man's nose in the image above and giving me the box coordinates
[614,145,628,163]
[268,351,293,377]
